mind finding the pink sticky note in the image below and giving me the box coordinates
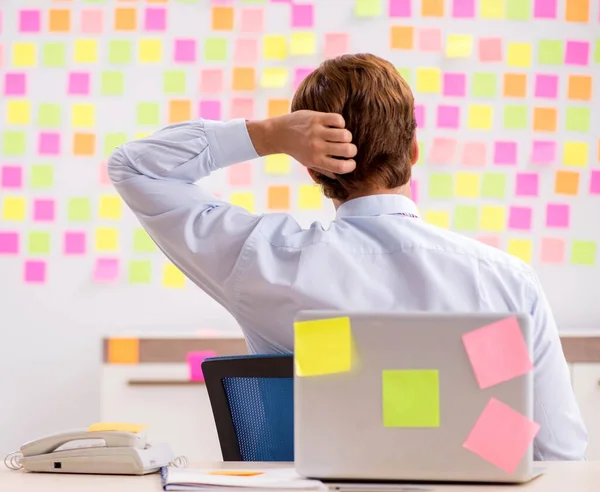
[546,203,569,228]
[452,0,475,17]
[291,3,314,28]
[1,165,23,189]
[81,9,103,34]
[230,98,254,119]
[418,28,442,52]
[20,9,41,33]
[144,8,166,31]
[565,41,589,66]
[174,39,196,63]
[198,100,221,120]
[199,69,223,93]
[479,38,502,62]
[411,179,418,203]
[99,161,111,186]
[234,38,258,64]
[591,171,600,195]
[534,74,558,98]
[33,199,55,222]
[414,104,425,128]
[25,260,46,283]
[531,140,556,165]
[227,162,253,186]
[38,132,61,156]
[515,173,539,196]
[461,141,487,167]
[64,231,86,255]
[463,398,540,475]
[4,73,27,96]
[443,72,466,97]
[68,72,90,95]
[534,0,557,18]
[240,8,264,33]
[493,141,517,165]
[390,0,411,16]
[430,138,457,165]
[0,232,19,254]
[541,237,565,264]
[294,67,314,90]
[186,351,217,382]
[93,258,119,283]
[437,105,460,129]
[324,33,349,58]
[508,206,532,230]
[477,236,501,248]
[462,317,533,390]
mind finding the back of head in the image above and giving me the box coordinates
[291,53,416,201]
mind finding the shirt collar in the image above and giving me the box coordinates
[335,194,420,220]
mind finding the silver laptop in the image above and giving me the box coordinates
[293,311,543,485]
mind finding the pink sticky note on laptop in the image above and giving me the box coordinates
[462,317,533,389]
[187,351,217,382]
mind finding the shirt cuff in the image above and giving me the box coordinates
[204,119,259,169]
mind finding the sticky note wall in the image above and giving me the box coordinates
[0,1,598,288]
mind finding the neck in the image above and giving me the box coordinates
[333,184,411,210]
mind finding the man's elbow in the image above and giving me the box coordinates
[107,146,132,186]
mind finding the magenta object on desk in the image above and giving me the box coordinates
[187,351,217,382]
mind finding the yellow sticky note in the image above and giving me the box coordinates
[455,173,480,198]
[163,263,185,288]
[294,317,353,377]
[99,195,122,220]
[415,68,441,93]
[72,103,95,127]
[88,423,146,433]
[135,132,151,140]
[230,192,255,213]
[425,210,450,229]
[263,35,287,60]
[96,227,119,251]
[507,239,532,264]
[12,42,37,67]
[138,39,163,63]
[290,32,316,55]
[563,142,588,167]
[298,184,322,210]
[261,68,288,88]
[74,39,98,63]
[468,105,494,130]
[2,197,26,221]
[507,42,532,67]
[265,154,291,174]
[480,0,505,18]
[209,471,264,477]
[7,101,31,125]
[480,206,506,232]
[446,34,472,58]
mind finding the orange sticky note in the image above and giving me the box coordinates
[49,9,71,32]
[390,26,413,50]
[503,73,527,98]
[169,100,191,124]
[232,67,255,91]
[114,8,136,31]
[554,170,580,195]
[108,338,139,364]
[267,99,289,117]
[208,471,264,477]
[568,75,592,101]
[566,0,589,22]
[73,133,96,156]
[533,107,557,132]
[212,6,234,31]
[267,185,290,210]
[422,0,444,16]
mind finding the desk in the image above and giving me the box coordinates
[1,461,600,492]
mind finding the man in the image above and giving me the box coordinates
[109,53,587,460]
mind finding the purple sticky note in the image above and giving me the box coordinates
[479,38,502,62]
[186,351,217,381]
[430,137,457,164]
[324,33,349,58]
[565,41,589,66]
[291,3,314,28]
[174,39,196,63]
[411,179,418,203]
[234,38,258,64]
[38,132,61,155]
[541,237,565,264]
[443,72,466,97]
[33,199,55,222]
[437,105,460,129]
[508,206,532,230]
[389,0,411,16]
[68,72,90,95]
[227,162,253,186]
[81,9,103,34]
[4,73,26,96]
[534,0,557,18]
[1,165,23,189]
[546,203,570,228]
[198,100,222,120]
[199,69,223,93]
[494,141,517,165]
[515,173,539,196]
[453,0,475,17]
[418,28,442,52]
[591,171,600,195]
[415,104,425,128]
[64,231,86,255]
[294,67,314,89]
[19,9,41,33]
[230,98,254,119]
[462,141,487,167]
[534,74,558,98]
[144,8,166,31]
[240,7,264,33]
[0,232,19,254]
[93,258,119,283]
[25,260,46,283]
[531,140,556,165]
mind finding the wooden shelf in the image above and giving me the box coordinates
[127,379,205,386]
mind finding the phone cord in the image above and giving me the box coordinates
[4,452,23,470]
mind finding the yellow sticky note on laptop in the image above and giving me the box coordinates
[88,423,147,434]
[294,317,353,377]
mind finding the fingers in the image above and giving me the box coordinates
[321,128,352,143]
[323,142,358,159]
[318,157,356,174]
[320,113,346,129]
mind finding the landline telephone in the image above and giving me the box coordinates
[4,423,187,475]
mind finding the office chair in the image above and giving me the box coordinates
[202,354,294,462]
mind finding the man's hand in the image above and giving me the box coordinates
[247,111,357,175]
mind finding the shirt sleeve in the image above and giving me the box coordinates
[107,118,263,310]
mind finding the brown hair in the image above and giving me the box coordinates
[291,53,416,201]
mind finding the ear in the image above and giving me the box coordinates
[410,136,419,166]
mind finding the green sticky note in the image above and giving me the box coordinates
[104,133,127,157]
[382,370,440,428]
[396,67,411,84]
[538,40,563,65]
[164,71,186,94]
[471,73,497,98]
[28,231,51,255]
[571,241,596,265]
[565,107,590,132]
[428,174,453,199]
[506,0,530,20]
[133,228,157,252]
[30,165,54,189]
[67,198,91,221]
[101,72,124,95]
[137,103,159,126]
[503,105,528,130]
[595,40,600,63]
[415,141,425,166]
[3,132,26,156]
[204,38,228,61]
[109,40,133,64]
[481,173,506,199]
[43,42,66,67]
[355,0,383,16]
[129,260,152,284]
[38,104,62,128]
[454,206,479,231]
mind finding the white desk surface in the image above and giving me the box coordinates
[2,461,600,492]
